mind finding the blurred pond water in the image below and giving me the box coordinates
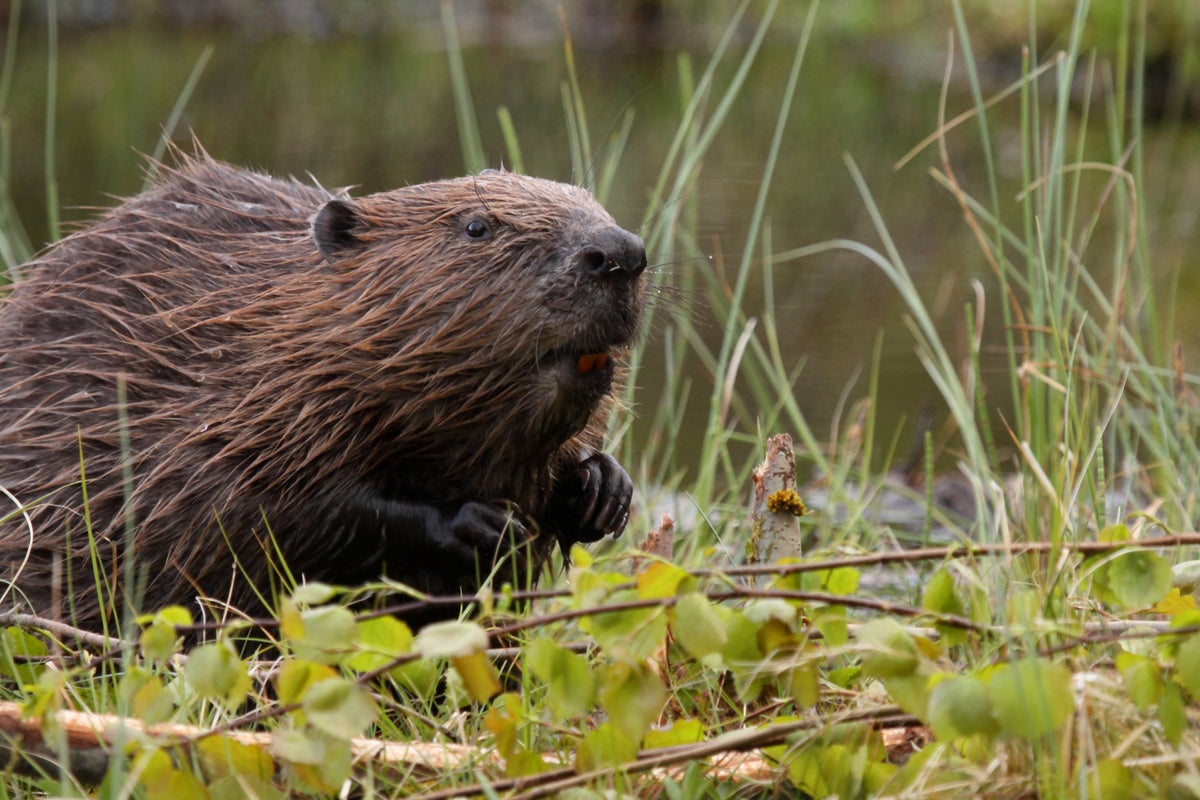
[5,4,1200,480]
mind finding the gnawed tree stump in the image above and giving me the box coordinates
[749,433,807,569]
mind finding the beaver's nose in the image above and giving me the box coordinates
[577,227,647,281]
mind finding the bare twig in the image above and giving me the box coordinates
[411,707,917,800]
[0,610,126,651]
[0,698,919,796]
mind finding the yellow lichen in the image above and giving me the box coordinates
[766,488,808,517]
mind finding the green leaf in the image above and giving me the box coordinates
[0,627,49,685]
[720,608,768,700]
[598,661,667,742]
[827,665,860,689]
[1164,610,1200,659]
[273,728,352,794]
[922,569,968,644]
[137,606,192,662]
[208,774,284,800]
[138,748,208,800]
[1169,773,1200,799]
[1105,551,1172,610]
[858,618,920,678]
[812,606,848,647]
[787,661,821,709]
[139,622,181,662]
[291,582,337,605]
[275,659,338,708]
[880,668,934,718]
[576,722,638,772]
[1078,758,1131,800]
[348,615,414,673]
[864,760,900,795]
[121,668,174,725]
[670,592,727,659]
[309,734,353,794]
[582,602,668,662]
[643,719,705,749]
[1160,681,1186,746]
[989,658,1074,740]
[1115,651,1162,711]
[743,598,796,625]
[527,638,595,720]
[1098,523,1132,543]
[569,544,592,568]
[1174,634,1200,700]
[570,563,624,607]
[721,608,764,663]
[154,605,193,627]
[927,675,997,740]
[271,727,324,765]
[504,750,550,779]
[303,677,378,739]
[23,669,66,718]
[801,566,860,595]
[185,642,250,709]
[757,618,797,655]
[414,620,489,659]
[392,657,442,697]
[197,736,276,783]
[785,743,863,799]
[291,605,358,663]
[1171,560,1200,592]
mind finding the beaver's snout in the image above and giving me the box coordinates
[575,227,647,283]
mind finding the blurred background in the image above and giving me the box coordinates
[3,0,1199,476]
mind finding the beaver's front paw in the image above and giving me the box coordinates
[423,501,533,585]
[359,497,532,595]
[549,453,632,548]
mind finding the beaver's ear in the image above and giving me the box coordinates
[312,199,364,260]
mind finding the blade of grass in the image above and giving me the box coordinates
[145,45,214,187]
[43,0,59,244]
[441,0,485,174]
[695,0,817,501]
[496,106,525,174]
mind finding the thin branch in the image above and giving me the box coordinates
[411,707,917,800]
[0,610,125,651]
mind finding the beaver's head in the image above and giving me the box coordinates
[307,170,646,472]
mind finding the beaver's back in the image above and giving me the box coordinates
[0,160,339,621]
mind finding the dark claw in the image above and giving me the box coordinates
[578,464,601,523]
[548,452,633,549]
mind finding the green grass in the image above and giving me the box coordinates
[1,1,1199,797]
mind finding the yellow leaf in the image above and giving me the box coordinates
[1154,587,1197,616]
[451,652,502,702]
[636,561,692,599]
[197,736,276,783]
[485,693,520,757]
[504,750,550,778]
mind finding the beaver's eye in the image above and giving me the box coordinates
[464,218,492,240]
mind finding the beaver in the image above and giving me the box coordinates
[0,152,646,632]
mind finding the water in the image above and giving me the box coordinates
[5,5,1199,481]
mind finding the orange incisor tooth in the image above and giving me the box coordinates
[595,353,609,369]
[577,354,597,373]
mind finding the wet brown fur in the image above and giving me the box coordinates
[0,152,642,630]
